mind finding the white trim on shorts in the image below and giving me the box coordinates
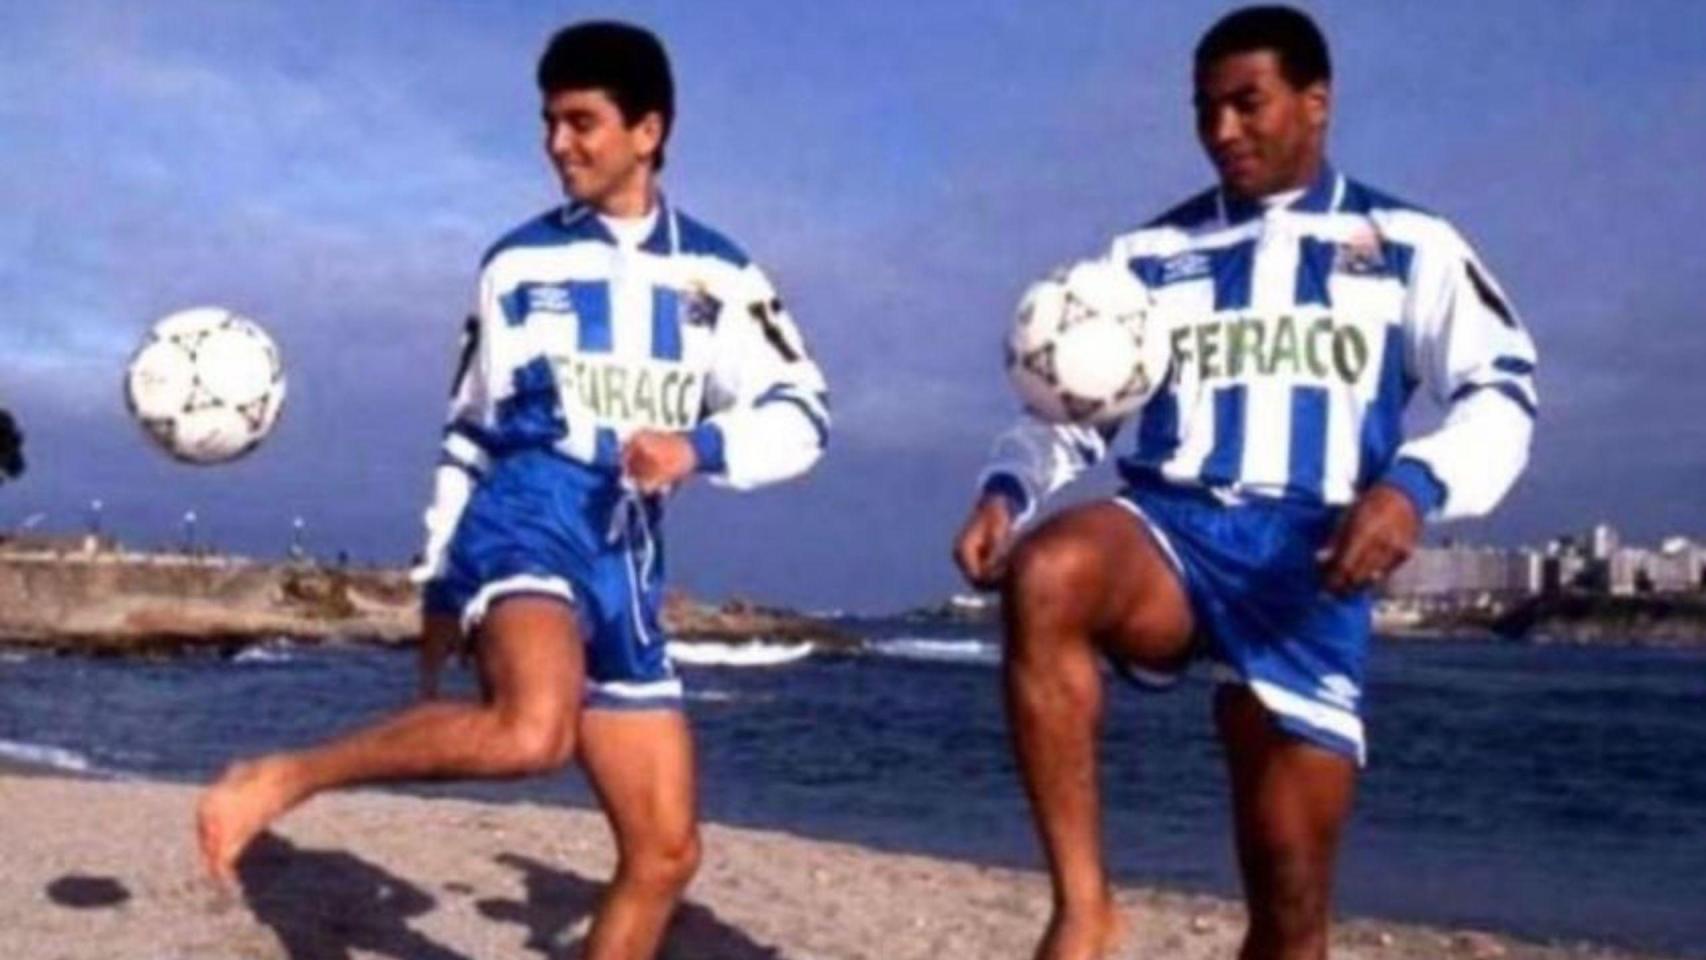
[587,677,685,704]
[459,574,577,635]
[1244,676,1367,766]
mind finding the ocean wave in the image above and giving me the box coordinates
[0,737,97,774]
[0,651,29,664]
[667,640,815,667]
[863,636,1000,665]
[233,645,297,665]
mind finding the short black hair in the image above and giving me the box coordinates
[537,21,675,169]
[1195,5,1331,89]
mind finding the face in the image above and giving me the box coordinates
[1194,50,1328,201]
[541,88,662,212]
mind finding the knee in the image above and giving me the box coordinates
[1001,534,1101,632]
[623,826,701,895]
[493,712,574,775]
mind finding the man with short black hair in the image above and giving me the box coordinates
[954,6,1536,958]
[198,22,828,959]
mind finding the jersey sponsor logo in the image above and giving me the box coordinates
[525,284,575,315]
[547,355,704,432]
[1333,230,1393,277]
[1169,313,1376,385]
[1160,251,1212,285]
[680,283,722,329]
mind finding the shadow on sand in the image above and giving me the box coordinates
[236,832,472,960]
[476,852,788,959]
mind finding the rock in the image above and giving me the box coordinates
[1451,930,1509,958]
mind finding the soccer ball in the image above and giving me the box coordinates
[124,307,286,464]
[1006,259,1168,425]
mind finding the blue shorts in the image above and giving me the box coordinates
[423,450,680,710]
[1114,480,1372,764]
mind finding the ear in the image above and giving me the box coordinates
[1303,80,1331,133]
[633,111,666,164]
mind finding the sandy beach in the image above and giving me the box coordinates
[0,771,1672,960]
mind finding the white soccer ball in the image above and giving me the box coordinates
[124,307,286,464]
[1006,259,1168,425]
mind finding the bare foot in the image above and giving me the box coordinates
[1034,897,1130,960]
[195,758,297,886]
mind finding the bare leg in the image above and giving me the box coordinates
[196,597,583,884]
[577,707,700,960]
[1216,686,1357,960]
[1002,502,1194,960]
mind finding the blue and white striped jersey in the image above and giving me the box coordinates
[982,166,1537,522]
[417,197,829,576]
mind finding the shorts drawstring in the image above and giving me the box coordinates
[607,488,659,645]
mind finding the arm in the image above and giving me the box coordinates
[1382,224,1538,520]
[1323,224,1538,592]
[952,416,1114,589]
[412,303,493,586]
[658,263,830,491]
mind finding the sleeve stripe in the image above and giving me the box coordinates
[1492,355,1535,376]
[1465,260,1519,329]
[435,454,485,479]
[754,390,830,448]
[442,426,493,468]
[448,313,479,397]
[1449,381,1538,419]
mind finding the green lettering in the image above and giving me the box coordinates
[1332,327,1369,383]
[1228,318,1265,378]
[1269,315,1300,374]
[675,373,699,427]
[1196,322,1223,380]
[1305,316,1332,378]
[1170,326,1193,379]
[632,369,658,424]
[603,366,631,421]
[572,360,599,415]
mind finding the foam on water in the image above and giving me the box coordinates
[863,636,1000,665]
[0,737,97,774]
[668,640,815,667]
[233,645,297,665]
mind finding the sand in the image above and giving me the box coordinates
[0,773,1670,960]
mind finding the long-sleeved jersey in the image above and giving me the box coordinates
[417,197,830,577]
[982,166,1537,522]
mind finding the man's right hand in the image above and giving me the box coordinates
[953,495,1016,590]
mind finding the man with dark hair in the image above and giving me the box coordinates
[955,5,1536,959]
[198,21,829,959]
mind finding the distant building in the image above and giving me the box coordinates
[1589,523,1620,562]
[1608,538,1706,595]
[1385,544,1542,606]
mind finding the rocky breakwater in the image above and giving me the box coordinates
[0,550,852,655]
[0,550,417,655]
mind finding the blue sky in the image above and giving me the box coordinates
[2,1,1703,612]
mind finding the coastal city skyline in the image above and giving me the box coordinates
[4,1,1704,612]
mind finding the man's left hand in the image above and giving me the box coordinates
[622,430,698,494]
[1320,484,1421,596]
